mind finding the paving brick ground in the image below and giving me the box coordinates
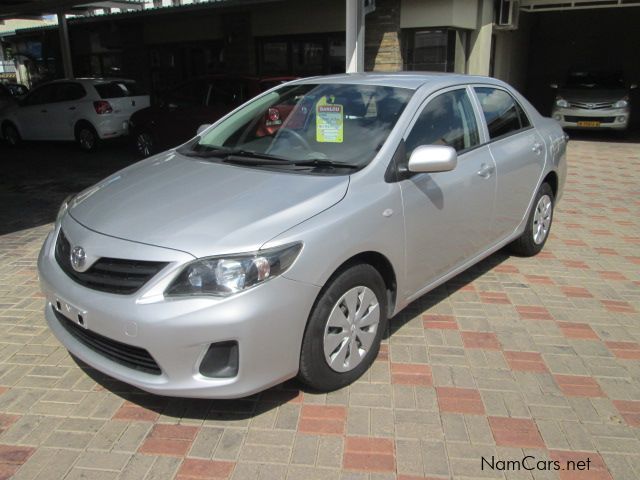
[0,138,639,479]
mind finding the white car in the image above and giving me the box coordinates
[0,78,150,151]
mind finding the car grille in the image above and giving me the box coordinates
[564,116,615,124]
[55,230,168,294]
[568,101,614,109]
[53,307,161,375]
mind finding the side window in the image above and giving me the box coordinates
[25,84,57,106]
[165,80,209,108]
[209,80,245,109]
[57,83,86,102]
[405,89,480,158]
[474,87,529,139]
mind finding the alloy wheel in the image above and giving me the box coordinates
[79,129,96,151]
[136,132,153,157]
[532,194,552,244]
[323,286,380,373]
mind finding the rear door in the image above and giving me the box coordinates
[473,86,546,239]
[47,82,87,140]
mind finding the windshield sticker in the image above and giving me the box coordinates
[316,97,344,143]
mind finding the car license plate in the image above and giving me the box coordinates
[53,296,88,329]
[577,121,600,127]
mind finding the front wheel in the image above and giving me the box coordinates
[298,264,388,391]
[509,182,554,256]
[134,131,155,157]
[2,123,21,146]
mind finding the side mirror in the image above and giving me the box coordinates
[408,145,457,174]
[197,124,211,136]
[630,83,638,90]
[549,83,559,89]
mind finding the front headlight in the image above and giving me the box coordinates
[613,99,629,108]
[555,98,569,108]
[56,194,75,225]
[165,243,303,297]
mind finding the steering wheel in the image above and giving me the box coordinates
[276,128,312,152]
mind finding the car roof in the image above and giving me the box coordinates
[292,72,504,90]
[41,78,136,85]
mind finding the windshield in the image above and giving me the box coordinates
[564,72,625,90]
[190,83,413,170]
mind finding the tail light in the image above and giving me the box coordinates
[93,100,113,115]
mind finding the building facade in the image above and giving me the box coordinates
[4,0,639,120]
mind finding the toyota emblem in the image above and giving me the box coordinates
[71,246,86,271]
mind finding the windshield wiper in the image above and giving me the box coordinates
[289,159,360,170]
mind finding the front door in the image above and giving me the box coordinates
[400,87,497,297]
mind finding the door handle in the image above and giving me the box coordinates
[532,142,543,154]
[40,109,48,113]
[477,163,494,178]
[69,106,76,111]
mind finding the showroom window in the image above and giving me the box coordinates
[257,34,345,76]
[403,29,457,72]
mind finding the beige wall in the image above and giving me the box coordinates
[252,0,345,36]
[492,12,532,92]
[400,0,478,29]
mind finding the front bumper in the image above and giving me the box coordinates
[552,106,630,130]
[38,216,320,398]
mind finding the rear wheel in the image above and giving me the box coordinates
[2,123,21,146]
[134,131,155,157]
[509,182,554,256]
[298,264,387,391]
[76,124,100,152]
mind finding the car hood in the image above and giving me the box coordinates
[69,151,349,258]
[558,88,628,103]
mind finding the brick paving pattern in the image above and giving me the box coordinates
[0,138,639,479]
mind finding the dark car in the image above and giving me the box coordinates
[551,71,637,131]
[129,75,297,157]
[0,82,28,110]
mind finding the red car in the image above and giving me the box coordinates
[129,75,296,157]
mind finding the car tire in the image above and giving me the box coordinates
[134,131,155,157]
[298,264,388,392]
[509,182,554,257]
[2,122,21,146]
[76,124,100,152]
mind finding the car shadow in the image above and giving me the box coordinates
[73,249,511,420]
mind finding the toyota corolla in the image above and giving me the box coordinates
[38,73,567,398]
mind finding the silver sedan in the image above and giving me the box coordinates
[38,73,567,398]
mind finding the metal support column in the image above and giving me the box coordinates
[57,10,74,79]
[345,0,365,73]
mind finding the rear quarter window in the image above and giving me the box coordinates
[94,81,145,99]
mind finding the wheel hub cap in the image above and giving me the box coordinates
[532,194,552,245]
[323,286,380,373]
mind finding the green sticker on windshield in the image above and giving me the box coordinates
[316,97,343,143]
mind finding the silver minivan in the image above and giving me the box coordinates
[38,73,567,398]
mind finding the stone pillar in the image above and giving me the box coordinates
[221,12,254,75]
[365,0,402,72]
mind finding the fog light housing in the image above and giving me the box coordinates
[617,116,627,123]
[199,341,239,378]
[553,114,562,121]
